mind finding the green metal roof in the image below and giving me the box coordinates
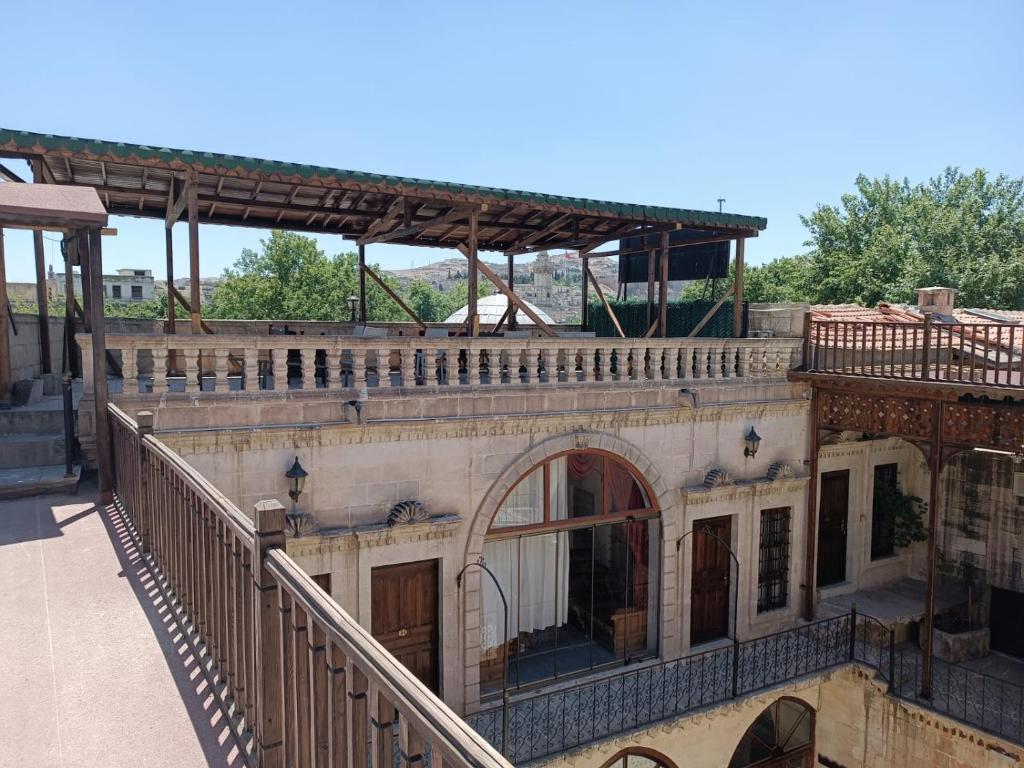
[0,129,767,232]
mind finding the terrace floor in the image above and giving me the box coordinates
[0,483,246,768]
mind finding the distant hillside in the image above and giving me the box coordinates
[390,250,618,292]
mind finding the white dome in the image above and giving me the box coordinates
[444,294,555,326]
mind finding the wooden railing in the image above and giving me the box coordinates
[109,404,512,768]
[805,316,1024,387]
[83,334,802,395]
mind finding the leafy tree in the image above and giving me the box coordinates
[205,231,406,321]
[678,257,813,304]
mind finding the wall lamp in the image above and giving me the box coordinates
[285,456,308,510]
[744,426,761,459]
[347,295,359,323]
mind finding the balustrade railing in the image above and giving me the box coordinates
[805,317,1024,387]
[85,334,802,396]
[108,404,512,768]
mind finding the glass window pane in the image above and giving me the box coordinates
[566,453,603,518]
[513,533,567,685]
[608,460,649,513]
[481,539,519,695]
[493,466,544,528]
[778,700,812,749]
[559,527,595,676]
[550,457,568,521]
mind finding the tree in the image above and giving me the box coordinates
[801,168,1024,308]
[678,256,813,304]
[205,231,406,321]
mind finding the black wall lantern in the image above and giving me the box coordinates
[347,295,359,323]
[744,426,761,459]
[285,456,308,509]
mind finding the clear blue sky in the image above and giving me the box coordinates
[2,0,1022,283]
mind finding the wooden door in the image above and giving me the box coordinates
[817,470,849,587]
[371,560,440,693]
[690,515,732,645]
[990,587,1024,658]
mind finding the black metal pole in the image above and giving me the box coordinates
[456,559,510,756]
[61,372,74,478]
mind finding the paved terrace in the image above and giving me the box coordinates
[0,484,246,768]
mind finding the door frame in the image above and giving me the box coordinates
[817,469,850,588]
[688,514,735,646]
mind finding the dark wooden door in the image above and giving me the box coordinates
[691,516,732,645]
[371,560,440,694]
[990,587,1024,658]
[817,470,849,587]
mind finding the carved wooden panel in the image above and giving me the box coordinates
[817,389,934,439]
[942,402,1024,452]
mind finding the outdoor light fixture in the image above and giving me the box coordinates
[347,295,359,322]
[744,426,761,459]
[285,456,308,508]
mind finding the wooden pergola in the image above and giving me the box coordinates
[0,129,766,338]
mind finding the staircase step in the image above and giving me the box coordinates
[0,433,65,469]
[0,465,80,501]
[0,408,68,435]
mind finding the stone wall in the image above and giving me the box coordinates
[8,313,63,383]
[536,666,1022,768]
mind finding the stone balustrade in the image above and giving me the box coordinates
[81,334,803,396]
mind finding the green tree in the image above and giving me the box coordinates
[678,256,813,304]
[801,168,1024,308]
[205,231,406,321]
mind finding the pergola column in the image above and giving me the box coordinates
[358,244,367,324]
[86,227,113,501]
[165,225,176,333]
[507,252,517,330]
[32,160,52,374]
[63,235,77,378]
[659,231,669,337]
[733,237,746,338]
[467,210,479,336]
[187,171,201,334]
[0,229,10,406]
[920,410,943,699]
[580,255,589,330]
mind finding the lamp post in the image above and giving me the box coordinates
[285,456,308,513]
[456,557,510,756]
[743,426,761,459]
[677,525,742,697]
[347,295,359,323]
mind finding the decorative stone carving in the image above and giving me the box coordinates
[285,510,320,538]
[767,462,794,481]
[573,432,590,450]
[703,468,733,488]
[386,499,430,526]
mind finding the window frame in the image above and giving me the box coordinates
[870,463,899,561]
[757,506,791,613]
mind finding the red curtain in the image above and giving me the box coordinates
[608,460,645,512]
[567,452,599,480]
[627,519,649,607]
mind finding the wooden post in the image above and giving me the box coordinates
[0,229,10,406]
[468,210,479,336]
[187,173,201,334]
[63,238,77,377]
[165,226,176,334]
[80,235,92,333]
[920,409,942,699]
[803,406,819,621]
[580,255,589,330]
[136,411,154,553]
[33,230,52,375]
[659,231,669,338]
[646,248,655,330]
[507,252,517,330]
[733,238,745,338]
[89,228,113,503]
[254,500,287,768]
[358,244,367,324]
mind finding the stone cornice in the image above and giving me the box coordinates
[285,514,463,558]
[681,476,808,505]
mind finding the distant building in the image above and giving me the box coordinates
[49,266,155,302]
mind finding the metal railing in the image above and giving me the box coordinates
[108,404,512,768]
[83,333,802,396]
[805,317,1024,387]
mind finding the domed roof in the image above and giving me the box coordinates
[443,294,555,326]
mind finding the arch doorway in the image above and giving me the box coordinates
[599,748,677,768]
[728,698,815,768]
[479,449,661,695]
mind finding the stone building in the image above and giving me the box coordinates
[50,265,155,302]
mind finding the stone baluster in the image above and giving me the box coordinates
[473,348,486,386]
[577,347,590,382]
[327,347,342,390]
[398,346,413,387]
[721,344,734,379]
[151,347,168,394]
[677,343,691,383]
[244,349,259,391]
[376,347,392,388]
[736,344,750,379]
[789,343,801,372]
[215,348,231,392]
[272,348,288,391]
[121,345,138,395]
[352,347,367,390]
[302,346,317,390]
[534,347,547,383]
[515,347,529,384]
[595,346,609,382]
[490,347,503,384]
[184,348,201,393]
[692,344,706,380]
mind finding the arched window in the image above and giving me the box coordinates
[480,450,660,695]
[600,748,677,768]
[729,698,815,768]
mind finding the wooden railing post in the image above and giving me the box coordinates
[921,313,933,381]
[255,500,288,768]
[136,411,154,553]
[802,311,812,370]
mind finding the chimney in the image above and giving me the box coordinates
[916,286,957,317]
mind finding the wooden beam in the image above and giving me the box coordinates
[457,243,557,337]
[187,172,201,333]
[0,229,9,404]
[467,211,479,336]
[646,248,655,330]
[659,231,669,338]
[363,265,426,330]
[169,287,215,334]
[643,318,659,338]
[490,302,513,334]
[165,174,189,227]
[165,226,175,334]
[0,161,26,183]
[358,244,367,324]
[507,251,517,329]
[358,206,472,246]
[733,237,745,338]
[580,256,590,330]
[32,161,51,374]
[87,228,113,502]
[585,262,625,338]
[687,282,734,338]
[35,157,57,184]
[505,212,573,253]
[359,197,405,243]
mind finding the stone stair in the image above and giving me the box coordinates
[0,388,81,500]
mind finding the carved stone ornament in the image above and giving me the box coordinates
[767,462,795,481]
[386,499,430,527]
[285,510,320,538]
[574,433,590,450]
[703,468,734,488]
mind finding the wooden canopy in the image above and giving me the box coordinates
[0,182,107,231]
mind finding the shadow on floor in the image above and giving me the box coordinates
[97,497,249,767]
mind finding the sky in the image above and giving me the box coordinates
[2,0,1022,283]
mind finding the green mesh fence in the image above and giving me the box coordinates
[585,299,747,338]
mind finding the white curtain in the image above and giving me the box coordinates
[481,533,570,649]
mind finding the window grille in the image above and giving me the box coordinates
[757,507,790,612]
